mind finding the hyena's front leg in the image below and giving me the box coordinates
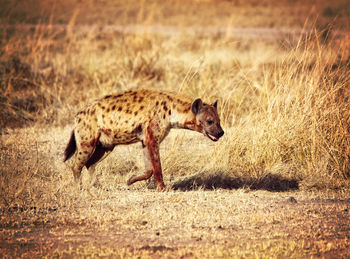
[126,146,154,186]
[127,124,165,191]
[144,124,165,191]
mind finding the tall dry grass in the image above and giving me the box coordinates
[0,1,350,205]
[219,35,350,189]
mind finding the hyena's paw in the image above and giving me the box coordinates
[127,175,136,186]
[156,182,166,192]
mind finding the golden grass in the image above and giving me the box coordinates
[1,0,350,257]
[2,0,350,30]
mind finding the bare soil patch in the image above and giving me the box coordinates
[1,190,350,258]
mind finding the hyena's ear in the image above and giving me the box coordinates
[212,100,218,109]
[191,98,203,115]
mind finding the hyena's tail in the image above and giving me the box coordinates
[64,131,76,162]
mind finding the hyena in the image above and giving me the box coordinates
[64,89,224,191]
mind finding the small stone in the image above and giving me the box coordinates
[288,196,297,203]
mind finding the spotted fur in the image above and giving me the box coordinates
[64,89,224,190]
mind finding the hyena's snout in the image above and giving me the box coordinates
[206,125,224,142]
[217,128,225,138]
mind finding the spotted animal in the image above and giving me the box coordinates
[64,89,224,190]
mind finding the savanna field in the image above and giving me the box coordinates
[1,0,350,257]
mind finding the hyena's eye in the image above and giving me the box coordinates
[207,119,214,125]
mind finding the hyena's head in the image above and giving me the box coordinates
[191,98,224,142]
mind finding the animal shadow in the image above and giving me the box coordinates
[172,172,299,192]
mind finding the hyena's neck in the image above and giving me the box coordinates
[170,104,196,131]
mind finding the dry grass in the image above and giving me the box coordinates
[1,0,350,30]
[1,0,350,257]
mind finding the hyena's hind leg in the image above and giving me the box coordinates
[71,130,101,183]
[85,143,114,187]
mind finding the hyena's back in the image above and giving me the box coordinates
[73,89,191,148]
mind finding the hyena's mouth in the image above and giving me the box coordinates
[206,132,219,142]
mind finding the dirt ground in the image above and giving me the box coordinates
[1,127,350,258]
[1,191,350,258]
